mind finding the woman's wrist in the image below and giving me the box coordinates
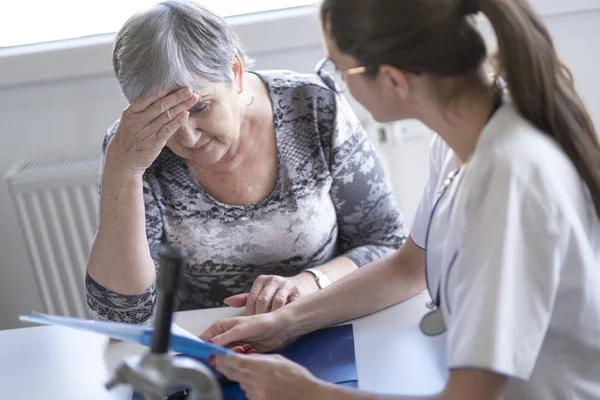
[103,138,149,179]
[290,271,320,296]
[102,153,146,183]
[97,155,146,232]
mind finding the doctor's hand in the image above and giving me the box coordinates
[213,353,325,400]
[223,273,318,315]
[200,311,296,353]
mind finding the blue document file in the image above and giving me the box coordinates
[274,323,357,386]
[133,324,357,400]
[184,324,357,400]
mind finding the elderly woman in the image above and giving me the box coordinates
[85,0,405,324]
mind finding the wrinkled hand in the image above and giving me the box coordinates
[224,273,318,315]
[200,311,294,353]
[214,353,323,400]
[106,87,198,175]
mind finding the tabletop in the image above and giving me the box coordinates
[1,290,447,399]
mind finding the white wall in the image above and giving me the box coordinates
[0,3,599,330]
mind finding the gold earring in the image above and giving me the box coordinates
[239,88,254,107]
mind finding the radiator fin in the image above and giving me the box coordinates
[6,151,101,318]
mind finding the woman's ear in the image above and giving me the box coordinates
[232,53,245,94]
[379,65,410,99]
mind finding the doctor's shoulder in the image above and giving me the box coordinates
[428,133,459,181]
[467,105,585,205]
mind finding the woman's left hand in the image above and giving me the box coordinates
[224,273,318,315]
[214,353,324,400]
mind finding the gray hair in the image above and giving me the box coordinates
[112,0,253,102]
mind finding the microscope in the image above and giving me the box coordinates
[104,244,223,400]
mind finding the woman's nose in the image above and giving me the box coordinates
[177,122,202,148]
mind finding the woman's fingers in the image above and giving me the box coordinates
[246,276,295,315]
[156,110,189,143]
[199,317,239,343]
[245,279,266,316]
[145,87,196,122]
[127,88,171,113]
[288,291,301,304]
[201,312,289,354]
[253,282,279,315]
[128,87,195,122]
[224,293,250,308]
[201,317,259,348]
[270,285,292,312]
[148,93,198,134]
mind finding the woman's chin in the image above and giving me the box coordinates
[185,141,223,162]
[193,147,233,168]
[177,139,240,168]
[215,140,242,165]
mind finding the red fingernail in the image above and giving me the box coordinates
[234,347,244,354]
[247,349,256,354]
[243,345,253,353]
[206,339,214,344]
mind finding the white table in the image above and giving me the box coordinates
[0,291,447,399]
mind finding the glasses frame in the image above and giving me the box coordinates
[315,57,370,93]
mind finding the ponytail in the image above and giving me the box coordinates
[481,0,600,217]
[320,0,600,217]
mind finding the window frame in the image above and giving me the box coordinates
[0,6,321,89]
[0,0,597,89]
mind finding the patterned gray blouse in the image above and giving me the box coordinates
[86,70,407,324]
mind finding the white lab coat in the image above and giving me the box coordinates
[411,132,458,302]
[411,102,600,399]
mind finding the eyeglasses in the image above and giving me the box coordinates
[315,57,371,93]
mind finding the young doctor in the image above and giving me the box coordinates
[201,0,600,398]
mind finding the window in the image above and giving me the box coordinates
[0,0,316,48]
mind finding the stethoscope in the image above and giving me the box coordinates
[419,77,506,336]
[418,80,504,337]
[419,167,462,337]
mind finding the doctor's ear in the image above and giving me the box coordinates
[379,65,411,99]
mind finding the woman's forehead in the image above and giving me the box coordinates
[192,86,213,98]
[166,78,213,98]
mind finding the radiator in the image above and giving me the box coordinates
[5,151,101,318]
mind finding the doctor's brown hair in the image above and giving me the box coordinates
[320,0,600,217]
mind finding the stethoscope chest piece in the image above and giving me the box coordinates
[420,308,446,337]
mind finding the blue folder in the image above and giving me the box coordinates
[222,324,357,399]
[133,324,357,400]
